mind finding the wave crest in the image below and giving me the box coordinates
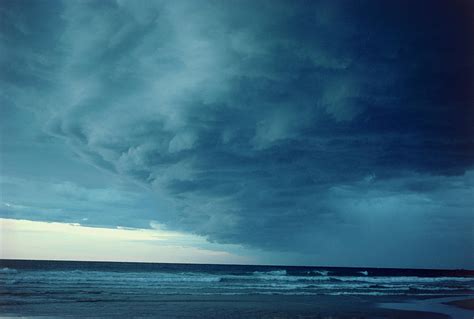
[0,267,18,274]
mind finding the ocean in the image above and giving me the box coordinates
[1,259,473,305]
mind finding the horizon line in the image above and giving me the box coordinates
[1,258,472,272]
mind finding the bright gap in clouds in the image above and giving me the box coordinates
[0,218,254,264]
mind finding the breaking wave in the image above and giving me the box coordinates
[1,261,473,299]
[0,267,18,274]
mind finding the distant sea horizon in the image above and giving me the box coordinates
[2,257,473,271]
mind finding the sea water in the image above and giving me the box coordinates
[1,259,473,307]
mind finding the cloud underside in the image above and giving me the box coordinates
[1,0,473,265]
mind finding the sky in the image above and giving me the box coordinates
[0,0,473,269]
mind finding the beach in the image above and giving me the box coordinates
[2,294,473,318]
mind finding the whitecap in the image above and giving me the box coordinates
[0,267,18,274]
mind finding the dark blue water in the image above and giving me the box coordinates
[1,259,473,307]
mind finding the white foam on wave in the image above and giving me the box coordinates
[0,267,18,274]
[118,271,222,283]
[153,274,221,283]
[252,270,287,276]
[218,270,340,284]
[248,270,291,281]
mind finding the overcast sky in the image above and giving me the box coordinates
[1,0,473,268]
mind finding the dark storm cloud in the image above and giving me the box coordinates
[1,0,473,267]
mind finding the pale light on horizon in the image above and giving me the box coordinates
[0,218,255,264]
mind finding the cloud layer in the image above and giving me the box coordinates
[1,0,473,267]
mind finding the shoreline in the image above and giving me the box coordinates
[378,295,474,319]
[445,297,474,310]
[2,294,473,318]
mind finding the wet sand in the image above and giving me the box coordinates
[444,297,474,311]
[2,294,471,318]
[379,296,474,319]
